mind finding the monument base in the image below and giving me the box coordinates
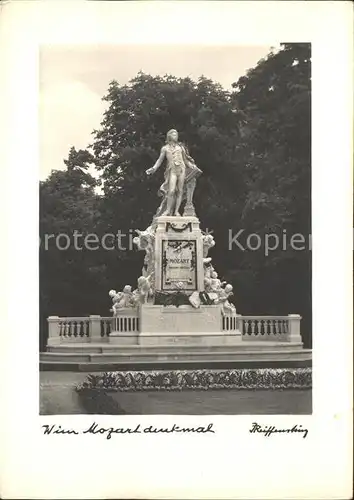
[109,332,138,345]
[140,304,222,333]
[138,333,241,346]
[138,303,241,345]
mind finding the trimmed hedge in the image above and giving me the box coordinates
[76,368,312,392]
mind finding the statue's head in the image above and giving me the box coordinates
[108,289,117,298]
[166,129,178,143]
[225,284,233,293]
[123,285,132,293]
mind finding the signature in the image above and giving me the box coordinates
[249,422,308,438]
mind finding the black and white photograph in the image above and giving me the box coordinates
[2,1,352,499]
[39,43,312,415]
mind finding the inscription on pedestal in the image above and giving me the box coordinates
[161,240,197,291]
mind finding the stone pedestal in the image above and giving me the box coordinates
[154,216,204,293]
[140,304,222,335]
[109,332,139,345]
[139,303,241,346]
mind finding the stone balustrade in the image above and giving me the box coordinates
[47,312,302,345]
[238,314,302,342]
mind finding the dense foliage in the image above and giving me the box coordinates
[39,43,311,349]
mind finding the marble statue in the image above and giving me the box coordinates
[109,289,124,316]
[121,285,133,307]
[210,270,227,292]
[135,275,152,304]
[109,285,135,315]
[126,127,238,321]
[202,233,215,258]
[146,129,202,217]
[216,283,236,316]
[133,227,155,283]
[109,275,155,315]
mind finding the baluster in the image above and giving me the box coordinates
[255,320,260,335]
[259,319,264,335]
[286,319,290,333]
[244,320,249,335]
[266,320,271,335]
[59,321,63,337]
[250,320,256,336]
[73,321,77,337]
[63,322,68,337]
[274,320,279,335]
[264,320,268,335]
[268,320,274,335]
[260,319,264,335]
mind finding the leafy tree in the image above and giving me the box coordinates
[230,43,311,343]
[39,161,108,349]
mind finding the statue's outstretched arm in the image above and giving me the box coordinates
[146,147,166,175]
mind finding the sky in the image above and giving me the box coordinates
[39,45,272,180]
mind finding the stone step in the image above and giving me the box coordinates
[40,357,312,372]
[41,348,312,364]
[47,342,304,354]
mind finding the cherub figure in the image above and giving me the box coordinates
[133,227,155,279]
[216,283,236,316]
[121,285,133,307]
[136,275,152,304]
[109,289,124,316]
[202,233,215,258]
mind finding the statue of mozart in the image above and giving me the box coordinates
[146,129,202,217]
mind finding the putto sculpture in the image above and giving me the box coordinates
[146,129,202,217]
